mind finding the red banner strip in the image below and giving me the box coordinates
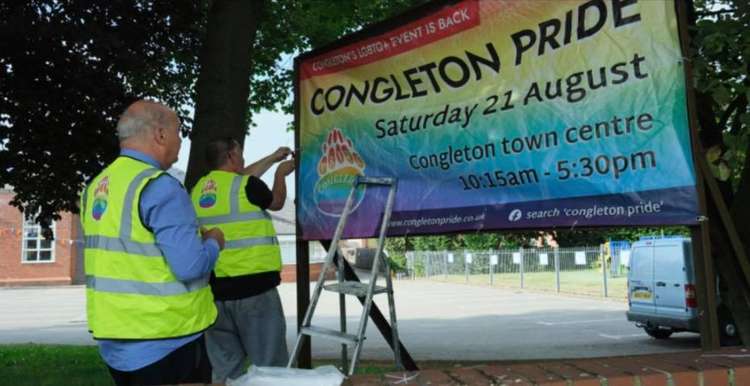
[300,0,480,80]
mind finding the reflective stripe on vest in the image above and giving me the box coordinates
[86,275,209,296]
[84,235,162,257]
[197,211,268,226]
[192,172,281,277]
[196,175,278,249]
[225,236,279,249]
[82,157,216,339]
[85,166,209,295]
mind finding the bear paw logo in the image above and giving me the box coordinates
[314,128,366,216]
[92,176,109,221]
[199,179,218,208]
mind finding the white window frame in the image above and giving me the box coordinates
[21,214,55,264]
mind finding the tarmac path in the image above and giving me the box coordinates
[0,280,700,361]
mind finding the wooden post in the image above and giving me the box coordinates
[601,245,608,298]
[690,225,719,349]
[675,0,719,349]
[555,248,560,293]
[293,57,311,368]
[519,247,524,289]
[697,153,750,343]
[294,240,312,368]
[697,155,750,288]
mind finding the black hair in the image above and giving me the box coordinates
[205,137,241,169]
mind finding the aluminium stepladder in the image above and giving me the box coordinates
[287,176,402,376]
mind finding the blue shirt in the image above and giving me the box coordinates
[98,149,220,371]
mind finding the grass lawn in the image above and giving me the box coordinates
[0,344,113,386]
[423,269,628,299]
[0,344,420,385]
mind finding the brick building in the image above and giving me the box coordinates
[0,188,83,286]
[0,187,329,287]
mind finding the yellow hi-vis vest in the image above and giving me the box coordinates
[191,170,281,278]
[81,156,216,340]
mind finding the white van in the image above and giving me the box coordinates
[626,236,738,343]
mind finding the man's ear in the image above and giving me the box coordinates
[154,126,167,145]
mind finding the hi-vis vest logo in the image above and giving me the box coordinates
[199,179,218,208]
[92,176,109,221]
[314,128,366,217]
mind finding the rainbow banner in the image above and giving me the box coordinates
[296,0,699,240]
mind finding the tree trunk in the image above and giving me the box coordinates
[730,140,750,248]
[693,77,750,345]
[185,0,265,190]
[721,140,750,344]
[707,198,750,344]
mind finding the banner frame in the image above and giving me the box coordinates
[293,0,720,361]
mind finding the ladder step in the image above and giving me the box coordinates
[324,281,388,297]
[301,326,361,345]
[356,176,394,186]
[288,177,400,376]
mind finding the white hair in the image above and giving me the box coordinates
[116,102,166,141]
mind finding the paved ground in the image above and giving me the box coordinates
[347,347,750,386]
[0,279,701,361]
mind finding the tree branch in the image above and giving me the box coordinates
[719,95,747,130]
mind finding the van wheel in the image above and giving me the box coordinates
[644,326,673,339]
[720,322,740,346]
[718,306,741,346]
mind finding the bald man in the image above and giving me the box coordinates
[80,100,225,386]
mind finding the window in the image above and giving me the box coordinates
[21,216,55,263]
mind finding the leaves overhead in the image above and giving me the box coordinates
[691,0,750,189]
[247,0,427,120]
[3,0,748,248]
[0,0,425,228]
[0,1,205,227]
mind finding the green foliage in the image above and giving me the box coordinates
[411,258,425,276]
[4,0,749,234]
[462,233,499,250]
[385,237,408,272]
[0,0,427,226]
[0,344,408,385]
[252,0,428,118]
[410,235,460,251]
[691,0,750,189]
[0,1,206,227]
[386,236,408,254]
[388,253,408,273]
[388,226,691,254]
[552,227,690,247]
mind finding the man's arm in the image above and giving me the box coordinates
[268,159,295,211]
[140,175,223,281]
[241,147,292,177]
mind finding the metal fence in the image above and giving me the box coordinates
[404,246,630,299]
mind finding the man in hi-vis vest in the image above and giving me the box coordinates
[81,100,225,386]
[191,137,294,382]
